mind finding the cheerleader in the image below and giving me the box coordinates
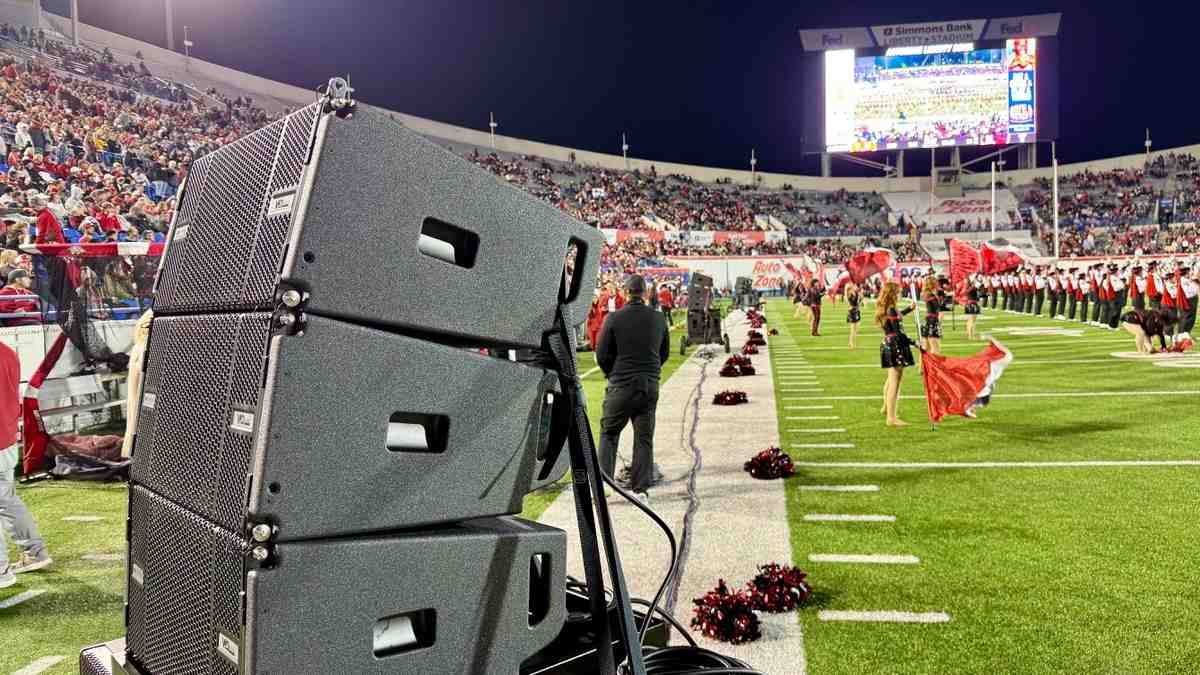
[963,274,982,340]
[845,281,862,350]
[919,276,943,354]
[791,280,808,320]
[876,282,917,427]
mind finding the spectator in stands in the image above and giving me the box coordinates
[32,194,63,244]
[0,268,38,325]
[0,248,16,280]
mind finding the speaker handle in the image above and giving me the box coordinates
[561,237,600,326]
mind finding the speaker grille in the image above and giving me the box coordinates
[133,313,272,532]
[156,117,287,313]
[127,485,244,675]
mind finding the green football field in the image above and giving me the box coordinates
[767,298,1200,674]
[2,298,1196,674]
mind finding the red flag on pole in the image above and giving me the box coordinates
[980,240,1025,275]
[920,339,1013,423]
[947,239,982,304]
[828,246,897,297]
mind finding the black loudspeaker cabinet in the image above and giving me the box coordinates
[125,485,565,675]
[153,102,602,349]
[132,312,568,542]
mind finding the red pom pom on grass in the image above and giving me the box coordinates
[691,580,762,644]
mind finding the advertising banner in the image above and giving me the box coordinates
[869,19,985,48]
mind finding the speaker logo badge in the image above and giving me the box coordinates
[229,410,256,435]
[142,392,156,410]
[173,224,190,241]
[130,563,144,586]
[216,631,240,666]
[267,189,297,218]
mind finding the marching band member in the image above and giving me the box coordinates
[1065,268,1079,321]
[1089,264,1104,326]
[1177,264,1197,341]
[1108,263,1127,330]
[1024,267,1036,314]
[1162,269,1177,335]
[1130,264,1146,312]
[989,272,1000,309]
[1147,260,1164,311]
[1077,272,1091,324]
[1034,266,1047,316]
[876,282,917,427]
[1047,266,1060,319]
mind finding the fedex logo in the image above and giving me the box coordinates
[1000,22,1024,36]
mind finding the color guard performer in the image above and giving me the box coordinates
[845,281,862,350]
[919,276,943,354]
[876,282,917,427]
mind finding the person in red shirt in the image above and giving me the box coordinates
[657,283,674,326]
[32,195,64,245]
[0,269,40,326]
[1,339,52,587]
[97,202,122,233]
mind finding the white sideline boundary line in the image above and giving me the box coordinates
[581,365,601,379]
[793,443,855,449]
[819,610,951,624]
[804,514,895,522]
[795,460,1200,468]
[0,589,46,609]
[809,554,919,564]
[798,358,1148,368]
[799,484,879,492]
[784,390,1200,400]
[12,656,67,675]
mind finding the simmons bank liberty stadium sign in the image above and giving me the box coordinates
[798,13,1062,51]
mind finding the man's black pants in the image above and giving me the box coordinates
[599,380,659,492]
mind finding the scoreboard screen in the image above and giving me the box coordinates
[821,39,1044,153]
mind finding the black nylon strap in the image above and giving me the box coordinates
[546,306,647,675]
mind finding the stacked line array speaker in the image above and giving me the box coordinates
[122,95,604,674]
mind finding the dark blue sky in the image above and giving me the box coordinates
[44,1,1200,175]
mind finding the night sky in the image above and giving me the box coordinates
[41,1,1200,175]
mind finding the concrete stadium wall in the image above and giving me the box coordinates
[0,0,37,28]
[30,10,1200,195]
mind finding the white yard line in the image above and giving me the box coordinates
[62,515,104,522]
[787,416,841,421]
[804,514,896,522]
[0,589,46,609]
[783,390,1200,400]
[82,553,124,562]
[580,365,601,379]
[799,484,880,492]
[12,656,67,675]
[818,610,951,624]
[790,428,847,433]
[793,443,856,449]
[795,460,1200,468]
[786,405,834,410]
[809,554,919,564]
[798,359,1143,369]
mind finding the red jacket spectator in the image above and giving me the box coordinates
[35,206,64,244]
[0,271,39,326]
[657,286,674,309]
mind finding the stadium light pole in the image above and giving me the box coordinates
[489,112,497,149]
[990,161,996,240]
[1053,157,1060,259]
[750,148,757,184]
[622,133,629,170]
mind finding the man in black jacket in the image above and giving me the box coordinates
[595,274,671,499]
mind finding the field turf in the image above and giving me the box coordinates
[769,298,1199,674]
